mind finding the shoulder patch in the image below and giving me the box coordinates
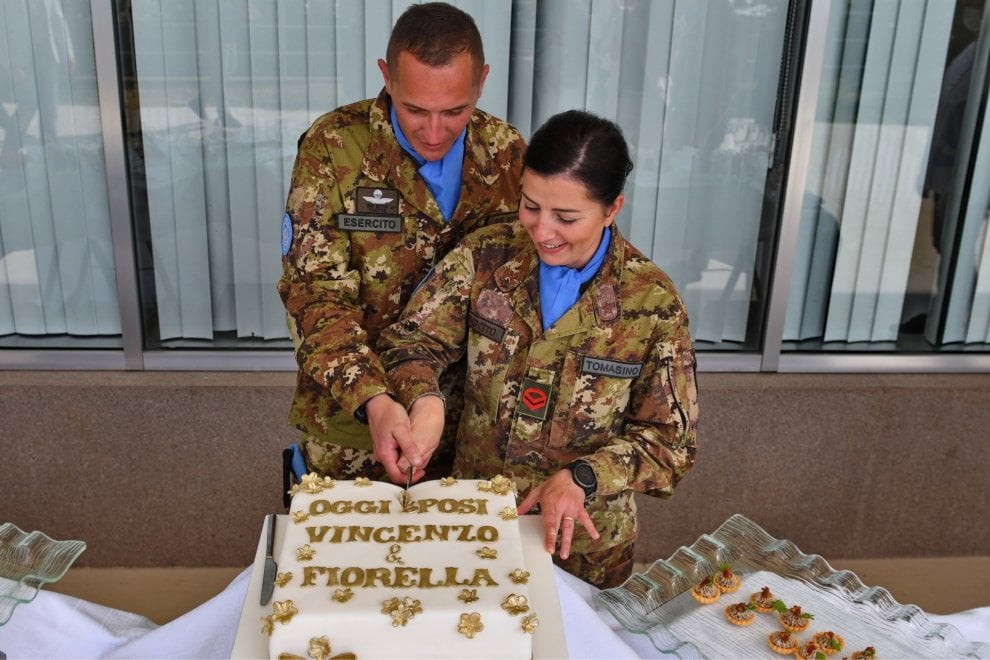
[280,213,293,255]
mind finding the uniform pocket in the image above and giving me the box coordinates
[548,350,634,450]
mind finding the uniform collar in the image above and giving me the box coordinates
[361,88,507,225]
[494,224,626,335]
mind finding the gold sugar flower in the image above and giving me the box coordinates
[308,636,332,660]
[291,510,310,523]
[440,477,458,486]
[271,599,299,624]
[521,614,540,634]
[382,596,422,626]
[275,571,293,587]
[296,544,316,561]
[488,474,513,495]
[499,506,519,520]
[295,472,336,494]
[501,594,530,615]
[332,588,354,603]
[260,614,274,636]
[476,546,498,559]
[458,588,479,604]
[477,480,492,492]
[508,568,530,584]
[457,612,484,639]
[354,477,372,487]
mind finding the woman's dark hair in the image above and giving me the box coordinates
[523,110,634,206]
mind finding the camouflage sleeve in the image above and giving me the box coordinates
[276,123,390,417]
[584,319,699,499]
[379,246,474,408]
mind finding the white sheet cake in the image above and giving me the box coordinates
[264,474,536,659]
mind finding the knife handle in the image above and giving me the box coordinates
[264,513,276,559]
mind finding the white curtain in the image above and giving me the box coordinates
[0,0,117,337]
[926,6,990,345]
[785,0,954,343]
[131,0,511,341]
[512,0,789,343]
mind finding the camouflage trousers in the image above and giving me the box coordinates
[301,433,455,482]
[553,539,635,589]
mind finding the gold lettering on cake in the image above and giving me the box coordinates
[396,525,421,543]
[339,567,364,587]
[384,543,404,564]
[308,499,392,517]
[402,498,489,515]
[300,566,498,588]
[394,566,418,588]
[347,526,372,542]
[360,568,392,588]
[372,527,396,543]
[301,566,330,587]
[306,524,499,544]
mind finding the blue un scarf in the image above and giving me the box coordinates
[538,227,612,332]
[391,105,465,222]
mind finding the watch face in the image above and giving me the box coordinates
[573,462,595,488]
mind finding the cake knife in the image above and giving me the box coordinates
[260,513,277,606]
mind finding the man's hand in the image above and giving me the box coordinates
[517,469,600,560]
[399,395,445,483]
[366,394,421,484]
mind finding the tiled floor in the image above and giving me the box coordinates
[46,556,990,625]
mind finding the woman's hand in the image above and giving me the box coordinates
[400,395,445,483]
[517,469,600,560]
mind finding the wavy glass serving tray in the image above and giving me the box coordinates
[0,523,87,625]
[595,514,989,659]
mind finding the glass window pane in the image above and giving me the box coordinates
[0,0,120,349]
[785,0,990,354]
[121,0,792,353]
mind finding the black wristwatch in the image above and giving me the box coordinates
[566,459,597,499]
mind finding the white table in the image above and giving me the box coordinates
[2,534,989,659]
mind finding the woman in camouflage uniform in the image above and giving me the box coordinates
[377,110,699,588]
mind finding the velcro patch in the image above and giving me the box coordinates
[517,379,552,421]
[581,356,643,379]
[337,214,402,233]
[355,186,400,214]
[337,187,402,232]
[468,311,506,342]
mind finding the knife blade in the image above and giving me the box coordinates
[260,513,277,606]
[405,464,413,491]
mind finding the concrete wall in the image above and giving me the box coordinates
[2,371,988,567]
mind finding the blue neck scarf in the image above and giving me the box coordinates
[391,105,465,222]
[538,227,612,332]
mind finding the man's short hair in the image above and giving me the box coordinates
[386,2,485,80]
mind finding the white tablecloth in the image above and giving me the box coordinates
[1,568,988,659]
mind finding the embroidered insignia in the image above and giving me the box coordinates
[355,186,399,214]
[594,282,619,321]
[517,379,551,421]
[468,311,506,342]
[337,186,402,232]
[581,356,643,379]
[476,289,515,325]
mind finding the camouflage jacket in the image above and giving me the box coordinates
[379,222,699,555]
[278,89,525,448]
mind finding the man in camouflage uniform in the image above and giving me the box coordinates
[378,219,699,587]
[278,3,525,483]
